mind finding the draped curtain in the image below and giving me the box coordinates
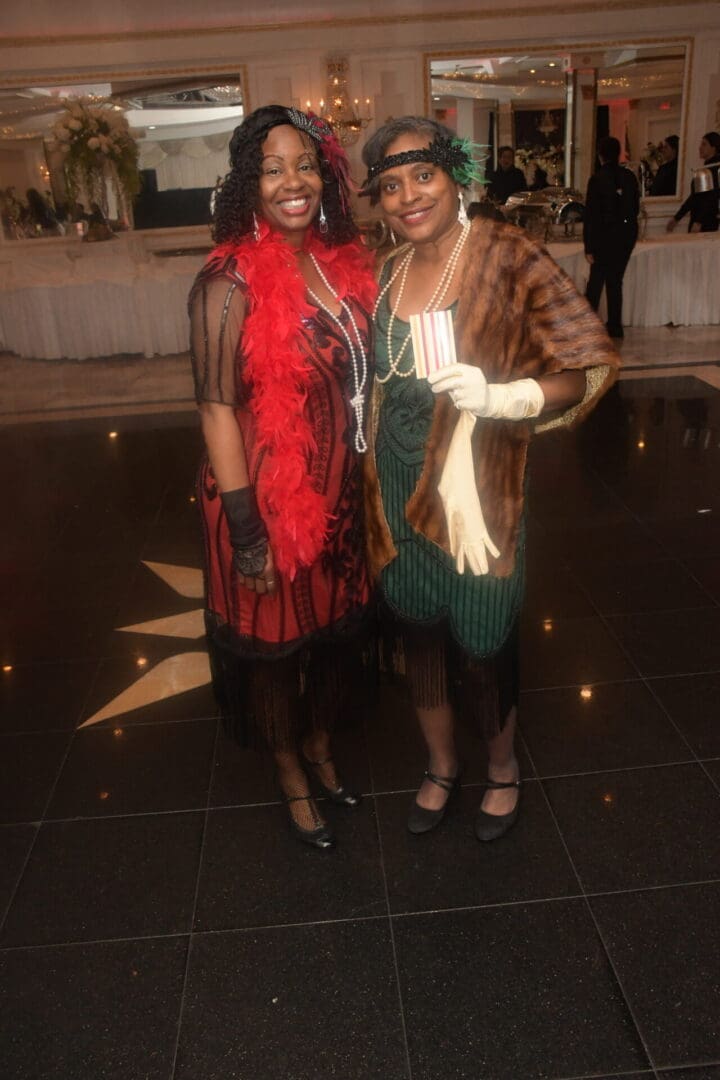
[139,134,230,190]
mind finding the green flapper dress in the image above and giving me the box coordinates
[374,284,525,661]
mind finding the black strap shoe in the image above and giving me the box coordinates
[302,754,362,808]
[407,769,461,835]
[474,777,521,842]
[283,793,336,850]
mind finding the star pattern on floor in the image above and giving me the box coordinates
[79,560,211,728]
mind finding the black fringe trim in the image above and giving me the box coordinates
[205,609,377,752]
[378,604,519,742]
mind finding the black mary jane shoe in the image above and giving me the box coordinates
[302,753,362,808]
[407,769,461,835]
[283,794,336,850]
[474,777,522,843]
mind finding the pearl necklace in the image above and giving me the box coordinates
[306,253,369,453]
[373,222,470,383]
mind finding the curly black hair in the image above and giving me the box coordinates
[361,115,459,205]
[212,105,358,246]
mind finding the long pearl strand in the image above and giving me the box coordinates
[374,222,470,384]
[306,253,369,453]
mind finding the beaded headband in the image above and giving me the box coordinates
[360,135,485,194]
[285,107,331,141]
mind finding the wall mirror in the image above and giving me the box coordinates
[0,73,244,239]
[428,41,688,200]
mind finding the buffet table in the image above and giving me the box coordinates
[547,233,720,328]
[0,229,717,361]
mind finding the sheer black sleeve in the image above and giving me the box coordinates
[188,260,246,406]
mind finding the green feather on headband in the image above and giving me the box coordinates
[448,137,489,186]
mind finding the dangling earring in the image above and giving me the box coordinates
[458,193,469,225]
[318,202,329,234]
[389,226,397,246]
[252,212,260,242]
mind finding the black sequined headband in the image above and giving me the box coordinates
[360,135,484,194]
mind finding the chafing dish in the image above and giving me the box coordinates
[503,187,585,241]
[691,163,720,193]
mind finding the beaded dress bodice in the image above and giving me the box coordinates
[374,275,457,466]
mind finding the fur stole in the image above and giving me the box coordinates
[364,218,620,581]
[213,221,376,579]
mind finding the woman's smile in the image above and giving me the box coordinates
[399,204,435,226]
[276,195,313,216]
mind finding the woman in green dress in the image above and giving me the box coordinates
[360,118,619,840]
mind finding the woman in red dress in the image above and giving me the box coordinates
[188,106,376,849]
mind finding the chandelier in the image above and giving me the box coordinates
[537,110,558,137]
[307,58,372,147]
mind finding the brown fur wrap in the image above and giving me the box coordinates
[364,217,620,579]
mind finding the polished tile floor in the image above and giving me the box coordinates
[2,324,720,424]
[1,359,719,1079]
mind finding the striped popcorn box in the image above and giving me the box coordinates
[409,310,458,379]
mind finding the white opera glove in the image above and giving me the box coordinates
[428,363,545,420]
[437,409,500,575]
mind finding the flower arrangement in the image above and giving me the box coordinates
[642,141,665,169]
[637,142,666,195]
[515,143,565,184]
[51,97,140,216]
[643,140,664,178]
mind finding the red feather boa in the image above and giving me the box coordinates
[212,222,377,580]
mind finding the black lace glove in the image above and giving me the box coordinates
[220,487,268,576]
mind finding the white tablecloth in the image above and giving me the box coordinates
[546,233,720,328]
[0,243,203,360]
[1,231,718,360]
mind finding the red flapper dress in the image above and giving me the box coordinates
[188,247,374,750]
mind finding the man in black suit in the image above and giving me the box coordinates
[487,146,527,204]
[668,132,720,233]
[584,136,640,340]
[649,135,678,197]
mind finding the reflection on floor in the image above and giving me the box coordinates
[1,340,719,1079]
[0,348,195,424]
